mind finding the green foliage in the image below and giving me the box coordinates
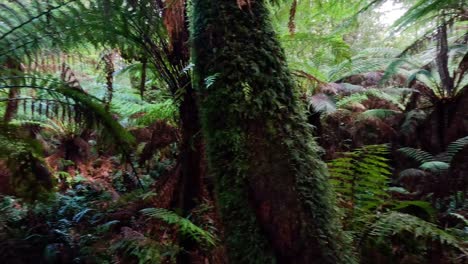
[365,211,467,255]
[334,88,404,110]
[329,144,467,262]
[393,0,466,32]
[399,135,468,173]
[109,230,177,264]
[0,75,135,150]
[191,0,356,262]
[0,177,183,263]
[419,161,450,174]
[133,100,178,127]
[398,147,435,164]
[0,123,54,200]
[397,136,468,212]
[328,144,391,215]
[0,196,27,229]
[270,0,386,83]
[140,208,216,247]
[357,109,399,120]
[444,136,468,162]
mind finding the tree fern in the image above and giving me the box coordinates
[0,75,135,149]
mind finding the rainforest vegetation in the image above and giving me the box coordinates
[0,0,467,263]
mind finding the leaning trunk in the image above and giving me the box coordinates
[191,1,353,263]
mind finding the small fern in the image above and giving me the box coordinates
[140,208,216,247]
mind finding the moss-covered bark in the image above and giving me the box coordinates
[190,0,355,263]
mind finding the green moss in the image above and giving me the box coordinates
[0,123,55,201]
[191,0,355,263]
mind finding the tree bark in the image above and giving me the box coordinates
[436,20,454,96]
[139,58,147,99]
[3,57,22,123]
[191,1,354,263]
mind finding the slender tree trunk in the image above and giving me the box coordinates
[191,1,354,263]
[3,58,22,123]
[436,20,453,96]
[139,58,147,99]
[163,2,217,262]
[103,52,114,112]
[164,0,204,220]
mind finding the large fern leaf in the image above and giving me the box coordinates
[328,144,392,214]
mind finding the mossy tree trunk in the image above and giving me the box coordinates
[191,0,354,263]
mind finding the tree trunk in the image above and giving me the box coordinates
[436,20,453,96]
[3,58,22,123]
[163,2,219,263]
[139,58,147,99]
[191,1,354,263]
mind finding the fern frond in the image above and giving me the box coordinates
[308,93,336,113]
[367,211,466,254]
[357,109,399,120]
[110,228,167,264]
[445,136,468,162]
[392,200,437,221]
[0,75,135,150]
[140,208,216,247]
[328,144,392,215]
[393,0,465,32]
[336,92,368,108]
[398,147,435,164]
[419,161,450,174]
